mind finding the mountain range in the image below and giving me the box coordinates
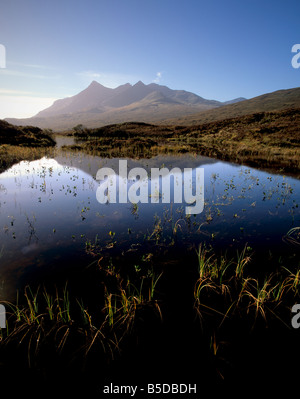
[6,81,245,131]
[5,81,300,131]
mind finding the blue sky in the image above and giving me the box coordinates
[0,0,299,118]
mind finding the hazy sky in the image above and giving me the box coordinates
[0,0,299,118]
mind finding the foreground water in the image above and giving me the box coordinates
[0,147,299,301]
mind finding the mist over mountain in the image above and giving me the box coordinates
[5,81,245,130]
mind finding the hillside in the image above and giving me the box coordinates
[0,120,56,172]
[64,107,300,175]
[0,120,55,146]
[162,87,300,125]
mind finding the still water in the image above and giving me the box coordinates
[0,148,299,300]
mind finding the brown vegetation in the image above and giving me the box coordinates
[67,108,300,175]
[0,120,56,172]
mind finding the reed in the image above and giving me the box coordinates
[196,244,232,282]
[0,145,55,173]
[192,243,298,330]
[282,266,300,295]
[240,277,272,321]
[235,245,251,279]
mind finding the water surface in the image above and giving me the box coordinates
[0,148,299,300]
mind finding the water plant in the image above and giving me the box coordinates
[283,227,300,248]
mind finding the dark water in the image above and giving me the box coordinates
[0,146,299,301]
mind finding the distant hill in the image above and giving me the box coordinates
[6,81,244,131]
[0,120,55,146]
[162,87,300,125]
[0,119,56,172]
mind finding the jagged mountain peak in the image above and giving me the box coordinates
[133,80,146,87]
[35,80,222,118]
[88,80,103,87]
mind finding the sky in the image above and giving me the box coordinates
[0,0,299,118]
